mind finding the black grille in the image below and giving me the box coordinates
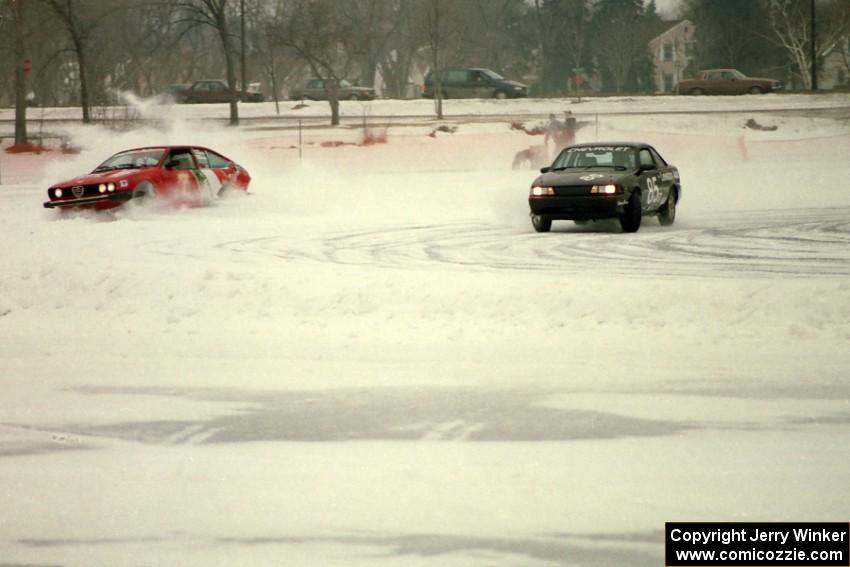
[554,185,593,196]
[59,185,98,199]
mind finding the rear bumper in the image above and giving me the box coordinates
[44,192,133,209]
[529,195,626,220]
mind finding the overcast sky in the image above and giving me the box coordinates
[653,0,683,17]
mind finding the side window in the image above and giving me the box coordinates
[168,151,195,170]
[446,70,466,83]
[206,151,231,169]
[638,149,655,168]
[192,149,210,168]
[309,80,322,89]
[649,147,667,166]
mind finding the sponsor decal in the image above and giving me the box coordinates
[571,146,633,153]
[119,180,129,188]
[72,185,85,198]
[579,174,606,181]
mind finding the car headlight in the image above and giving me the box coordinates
[530,186,554,196]
[54,188,63,198]
[99,184,107,193]
[591,184,619,194]
[514,86,524,91]
[107,183,115,192]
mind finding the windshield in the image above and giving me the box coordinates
[482,69,504,80]
[550,146,636,170]
[94,148,165,171]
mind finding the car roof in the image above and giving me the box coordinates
[568,142,651,149]
[116,145,220,153]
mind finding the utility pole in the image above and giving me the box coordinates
[811,0,818,90]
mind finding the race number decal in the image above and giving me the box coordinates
[197,169,224,205]
[646,176,661,206]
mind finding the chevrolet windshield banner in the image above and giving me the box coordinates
[666,523,849,567]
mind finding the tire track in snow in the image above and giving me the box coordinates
[209,207,850,279]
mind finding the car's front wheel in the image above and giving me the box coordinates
[531,215,552,233]
[131,182,158,207]
[689,87,705,95]
[658,189,677,226]
[619,191,642,233]
[494,91,508,100]
[748,86,763,94]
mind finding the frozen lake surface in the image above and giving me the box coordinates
[1,94,849,566]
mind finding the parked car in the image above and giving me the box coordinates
[159,83,190,102]
[677,69,781,95]
[177,80,264,103]
[528,142,681,233]
[43,145,251,211]
[291,78,376,101]
[423,68,528,99]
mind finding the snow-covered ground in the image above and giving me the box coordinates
[1,95,849,567]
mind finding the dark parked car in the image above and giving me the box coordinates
[177,80,264,103]
[677,69,781,95]
[423,68,528,99]
[290,79,376,101]
[528,142,681,233]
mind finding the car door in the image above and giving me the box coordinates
[470,70,491,98]
[210,81,230,103]
[306,79,323,100]
[444,70,466,98]
[636,148,667,212]
[159,150,202,205]
[719,70,740,94]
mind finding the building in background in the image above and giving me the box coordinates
[649,19,696,93]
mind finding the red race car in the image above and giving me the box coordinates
[43,145,251,210]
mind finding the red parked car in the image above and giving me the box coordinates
[43,145,251,210]
[677,69,781,95]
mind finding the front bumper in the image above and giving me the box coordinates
[528,195,626,220]
[43,191,133,209]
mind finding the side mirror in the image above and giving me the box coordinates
[638,163,656,173]
[540,166,551,174]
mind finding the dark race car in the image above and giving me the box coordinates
[528,142,681,233]
[43,145,251,211]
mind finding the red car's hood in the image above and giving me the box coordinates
[53,168,148,188]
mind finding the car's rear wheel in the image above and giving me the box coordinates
[347,94,359,101]
[689,87,704,95]
[748,86,763,94]
[619,191,642,233]
[658,189,677,226]
[531,215,552,233]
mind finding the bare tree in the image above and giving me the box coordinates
[425,0,447,118]
[378,0,424,98]
[274,0,356,126]
[9,0,28,144]
[41,0,94,122]
[178,0,240,125]
[768,0,850,89]
[338,0,402,90]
